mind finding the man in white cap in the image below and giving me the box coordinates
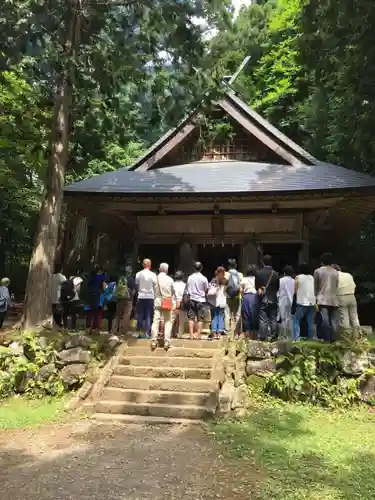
[0,278,11,329]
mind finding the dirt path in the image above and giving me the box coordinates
[0,421,260,500]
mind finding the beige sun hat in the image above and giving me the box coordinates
[0,277,10,286]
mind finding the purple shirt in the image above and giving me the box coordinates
[186,272,209,303]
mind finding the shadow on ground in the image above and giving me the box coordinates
[211,403,375,499]
[0,422,260,500]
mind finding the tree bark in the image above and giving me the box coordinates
[18,1,82,330]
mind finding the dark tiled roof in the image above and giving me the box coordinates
[65,161,375,195]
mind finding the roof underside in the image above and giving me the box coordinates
[65,160,375,195]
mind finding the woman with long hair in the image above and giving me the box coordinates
[208,266,227,340]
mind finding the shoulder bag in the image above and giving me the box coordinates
[258,270,274,306]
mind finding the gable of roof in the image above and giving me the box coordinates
[129,91,317,172]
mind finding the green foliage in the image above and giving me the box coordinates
[0,339,64,399]
[265,342,361,407]
[0,396,68,429]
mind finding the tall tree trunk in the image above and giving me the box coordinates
[18,1,82,330]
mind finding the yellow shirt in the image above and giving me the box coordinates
[337,271,356,296]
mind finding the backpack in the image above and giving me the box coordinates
[116,276,130,300]
[105,282,116,303]
[60,279,75,302]
[227,270,240,299]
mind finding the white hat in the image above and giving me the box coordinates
[1,277,10,286]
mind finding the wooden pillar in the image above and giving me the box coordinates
[242,240,260,270]
[178,240,196,278]
[301,225,310,264]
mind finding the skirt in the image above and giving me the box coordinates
[241,293,259,332]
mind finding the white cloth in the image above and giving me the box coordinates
[296,274,315,306]
[240,276,257,294]
[173,281,186,301]
[337,271,356,296]
[186,272,208,303]
[279,276,295,305]
[154,272,175,308]
[51,273,66,304]
[278,276,295,338]
[208,283,226,307]
[136,269,157,299]
[72,276,83,301]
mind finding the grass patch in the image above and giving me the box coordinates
[0,396,68,429]
[210,399,375,500]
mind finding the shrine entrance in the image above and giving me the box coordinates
[198,244,241,279]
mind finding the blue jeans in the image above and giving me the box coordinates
[293,304,315,341]
[211,307,225,333]
[136,298,154,335]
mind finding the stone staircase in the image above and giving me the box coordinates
[92,338,221,424]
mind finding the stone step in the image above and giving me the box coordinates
[95,400,214,420]
[125,338,220,349]
[120,356,213,369]
[92,413,202,425]
[114,365,211,380]
[125,346,218,359]
[109,375,217,393]
[102,387,215,406]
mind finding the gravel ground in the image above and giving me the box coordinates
[0,421,260,500]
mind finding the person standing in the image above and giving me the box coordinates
[135,259,156,338]
[314,253,339,342]
[293,263,315,341]
[0,278,11,329]
[61,272,83,332]
[240,265,259,339]
[151,263,175,350]
[104,275,118,335]
[207,267,227,340]
[186,262,209,340]
[225,259,243,337]
[51,266,66,327]
[255,255,279,341]
[115,266,135,334]
[86,266,105,332]
[172,270,186,338]
[334,265,360,332]
[278,265,295,339]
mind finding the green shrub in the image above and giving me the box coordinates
[265,342,361,407]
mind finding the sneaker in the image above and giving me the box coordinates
[164,341,171,351]
[151,340,157,350]
[138,332,146,339]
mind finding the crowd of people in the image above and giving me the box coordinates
[0,252,360,347]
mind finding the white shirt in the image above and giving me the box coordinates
[337,271,356,296]
[279,276,295,305]
[240,276,257,294]
[296,274,315,306]
[72,276,83,301]
[51,273,66,304]
[154,272,175,308]
[174,281,186,301]
[136,268,157,299]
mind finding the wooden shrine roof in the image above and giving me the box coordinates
[65,160,375,196]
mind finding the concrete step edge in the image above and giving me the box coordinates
[98,400,212,411]
[102,387,212,397]
[92,413,202,424]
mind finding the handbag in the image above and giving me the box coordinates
[157,276,172,311]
